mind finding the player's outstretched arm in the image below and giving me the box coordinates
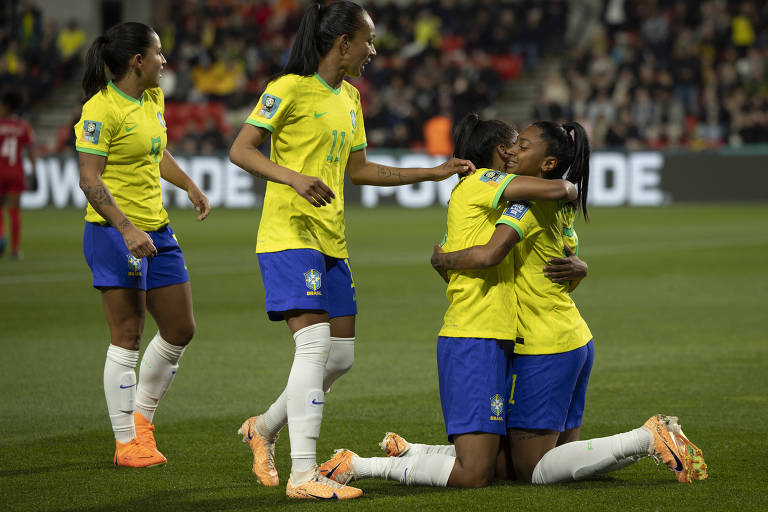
[160,150,210,221]
[346,149,475,186]
[77,152,157,258]
[229,123,335,207]
[544,244,588,292]
[502,176,577,202]
[432,225,520,276]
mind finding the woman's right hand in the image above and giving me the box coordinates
[290,173,336,207]
[122,223,157,258]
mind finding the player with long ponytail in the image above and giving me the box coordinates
[229,1,474,501]
[75,22,210,469]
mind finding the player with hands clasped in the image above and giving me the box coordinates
[75,22,210,469]
[319,114,583,489]
[228,0,472,501]
[334,120,707,487]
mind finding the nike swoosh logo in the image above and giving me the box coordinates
[663,439,684,472]
[313,111,327,118]
[311,399,325,405]
[125,124,138,132]
[307,492,338,500]
[119,383,136,389]
[323,462,342,479]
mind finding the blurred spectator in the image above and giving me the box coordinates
[56,19,85,79]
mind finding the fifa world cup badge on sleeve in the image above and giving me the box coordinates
[83,120,102,144]
[490,394,504,421]
[350,109,357,129]
[305,268,322,296]
[479,169,507,185]
[259,94,281,119]
[127,254,143,277]
[504,201,530,220]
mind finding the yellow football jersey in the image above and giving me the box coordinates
[246,73,367,258]
[497,200,592,355]
[74,82,169,231]
[438,169,518,340]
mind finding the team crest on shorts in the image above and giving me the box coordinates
[490,394,504,421]
[127,254,142,276]
[304,268,322,296]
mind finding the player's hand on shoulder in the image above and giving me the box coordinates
[433,157,475,181]
[543,244,587,283]
[188,184,211,221]
[122,224,157,259]
[290,173,335,207]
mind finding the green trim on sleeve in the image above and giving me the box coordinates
[108,81,143,105]
[245,119,275,133]
[313,73,342,95]
[496,217,524,240]
[76,146,108,157]
[492,173,517,209]
[350,142,367,152]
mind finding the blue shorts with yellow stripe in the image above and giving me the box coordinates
[257,248,357,321]
[83,222,189,290]
[506,339,594,432]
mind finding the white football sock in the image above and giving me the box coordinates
[104,344,139,443]
[261,336,354,439]
[135,332,186,422]
[531,427,652,484]
[286,323,330,476]
[353,454,455,487]
[323,336,354,392]
[401,442,456,457]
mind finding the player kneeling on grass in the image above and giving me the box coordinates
[319,121,707,487]
[318,114,588,489]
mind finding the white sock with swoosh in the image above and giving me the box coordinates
[531,428,652,484]
[104,344,139,443]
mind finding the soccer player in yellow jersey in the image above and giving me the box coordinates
[228,1,475,500]
[317,114,579,489]
[75,23,210,469]
[396,121,706,485]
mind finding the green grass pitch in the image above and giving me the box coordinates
[1,204,767,511]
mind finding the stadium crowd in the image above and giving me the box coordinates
[2,0,768,153]
[536,0,768,149]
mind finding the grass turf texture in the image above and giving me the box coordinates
[1,204,766,512]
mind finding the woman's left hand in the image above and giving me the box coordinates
[432,157,476,181]
[188,185,211,221]
[543,244,587,283]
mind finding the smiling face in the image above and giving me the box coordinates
[136,31,166,88]
[491,132,518,173]
[341,12,376,78]
[506,125,558,177]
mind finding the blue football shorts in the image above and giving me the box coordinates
[83,222,189,291]
[257,248,357,321]
[506,339,595,432]
[437,336,514,441]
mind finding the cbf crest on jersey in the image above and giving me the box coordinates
[490,393,504,421]
[350,109,357,129]
[304,268,322,296]
[259,94,282,119]
[127,254,142,277]
[83,120,102,144]
[479,169,507,184]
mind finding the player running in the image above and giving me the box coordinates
[322,121,707,486]
[228,1,477,500]
[0,90,36,260]
[317,113,580,489]
[75,22,210,469]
